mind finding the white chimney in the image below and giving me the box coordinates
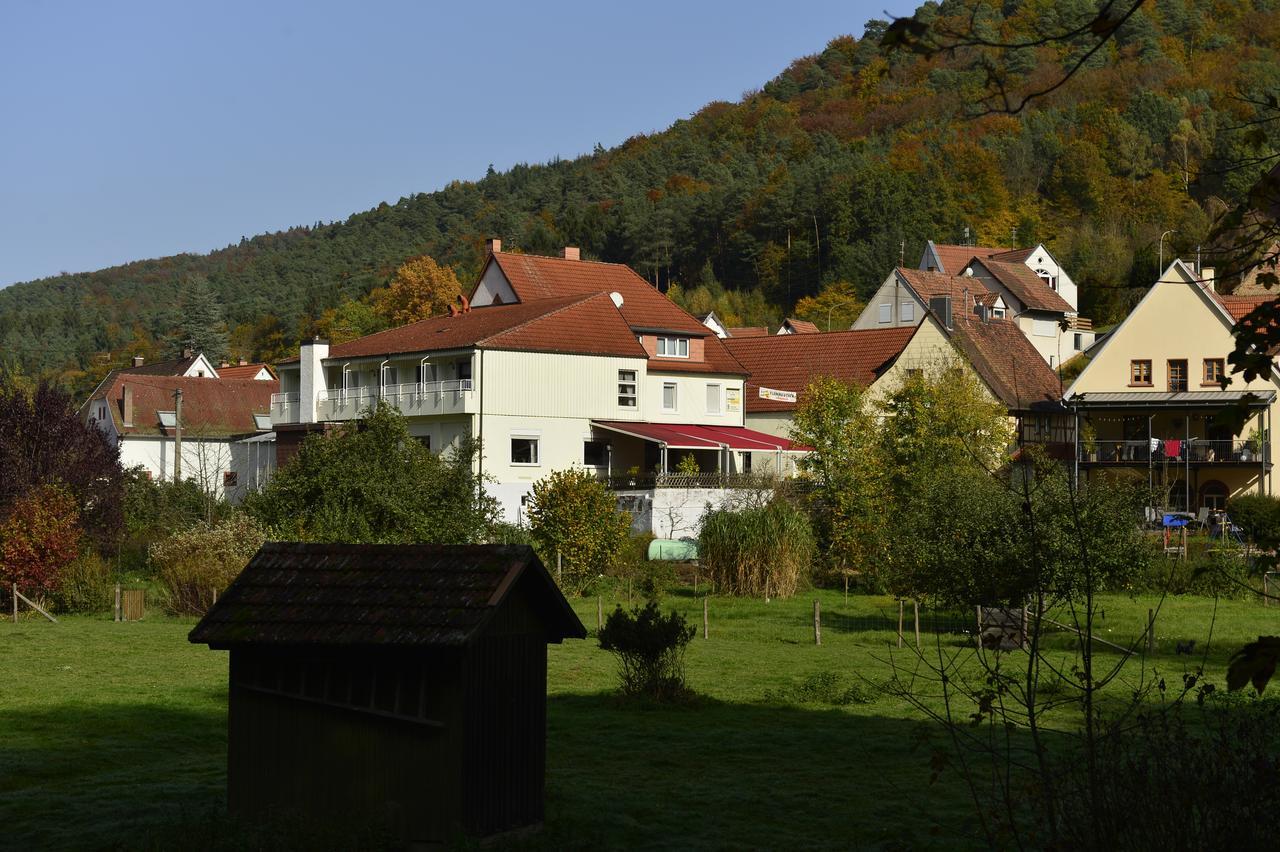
[1202,267,1216,292]
[299,337,329,424]
[485,237,502,255]
[122,384,134,427]
[561,246,580,261]
[132,355,144,367]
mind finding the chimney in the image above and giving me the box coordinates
[220,360,230,368]
[238,358,247,366]
[132,355,144,367]
[485,237,502,255]
[561,246,580,261]
[929,295,953,330]
[182,347,193,359]
[1202,267,1216,292]
[122,384,134,427]
[298,336,329,425]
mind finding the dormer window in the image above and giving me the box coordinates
[656,337,689,358]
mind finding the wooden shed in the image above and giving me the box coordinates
[188,542,586,844]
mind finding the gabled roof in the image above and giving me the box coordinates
[970,259,1074,314]
[780,318,820,334]
[1214,293,1273,321]
[724,326,917,412]
[217,363,276,380]
[990,247,1036,264]
[894,267,1001,309]
[727,326,769,338]
[89,373,277,437]
[118,354,206,377]
[926,242,1014,274]
[188,543,587,648]
[946,316,1064,412]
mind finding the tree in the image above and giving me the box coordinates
[0,484,82,601]
[0,376,123,549]
[313,298,388,345]
[525,468,631,595]
[370,256,463,326]
[244,403,499,544]
[170,275,230,362]
[792,282,865,331]
[598,602,696,700]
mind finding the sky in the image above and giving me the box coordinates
[0,0,909,287]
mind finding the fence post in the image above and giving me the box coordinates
[703,595,709,640]
[12,583,16,623]
[914,601,921,651]
[1266,574,1271,607]
[814,599,822,646]
[597,596,603,634]
[114,584,121,622]
[1147,608,1155,654]
[628,578,632,606]
[897,600,904,649]
[976,605,982,648]
[556,552,562,585]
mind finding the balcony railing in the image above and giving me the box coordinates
[1080,439,1269,465]
[602,472,781,490]
[318,380,474,420]
[270,392,300,424]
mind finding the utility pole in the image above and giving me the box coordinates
[173,387,184,482]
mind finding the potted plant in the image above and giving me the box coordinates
[1081,421,1098,462]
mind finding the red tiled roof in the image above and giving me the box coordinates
[118,355,200,376]
[482,293,651,359]
[947,316,1063,411]
[217,363,276,380]
[593,421,799,451]
[727,326,769,337]
[928,243,1013,274]
[91,373,277,437]
[724,327,917,412]
[973,259,1074,314]
[782,318,820,334]
[1215,293,1273,321]
[990,247,1036,264]
[894,267,1000,311]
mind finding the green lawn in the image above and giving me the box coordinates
[1,589,1274,850]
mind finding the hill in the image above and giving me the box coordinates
[2,0,1277,390]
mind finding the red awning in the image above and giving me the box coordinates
[592,421,803,452]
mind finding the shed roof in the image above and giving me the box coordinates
[188,543,587,648]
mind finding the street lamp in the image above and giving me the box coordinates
[1159,230,1176,275]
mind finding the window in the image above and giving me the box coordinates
[1203,358,1225,385]
[617,370,637,407]
[511,437,539,465]
[1033,319,1057,337]
[223,471,238,488]
[706,383,722,414]
[583,440,609,467]
[992,306,1006,318]
[1130,360,1152,386]
[656,337,689,358]
[1035,268,1057,290]
[158,410,177,428]
[900,302,915,322]
[1168,359,1188,392]
[1073,333,1084,352]
[662,382,677,411]
[877,303,892,324]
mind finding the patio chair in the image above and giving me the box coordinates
[1195,507,1211,531]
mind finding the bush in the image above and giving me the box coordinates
[121,466,219,573]
[0,484,82,602]
[52,551,115,613]
[150,513,269,615]
[597,602,696,700]
[699,500,815,597]
[526,468,632,595]
[763,671,880,706]
[1229,494,1280,548]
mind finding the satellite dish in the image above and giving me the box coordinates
[610,292,625,308]
[963,268,974,277]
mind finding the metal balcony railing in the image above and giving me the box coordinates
[601,472,781,490]
[1080,439,1269,464]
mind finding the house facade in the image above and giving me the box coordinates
[272,244,799,535]
[1065,260,1278,510]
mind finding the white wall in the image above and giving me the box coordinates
[1023,245,1078,312]
[470,261,518,307]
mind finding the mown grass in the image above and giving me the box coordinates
[1,588,1274,850]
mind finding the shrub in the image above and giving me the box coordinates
[764,671,879,706]
[121,466,220,572]
[52,551,115,613]
[150,513,269,615]
[597,602,696,700]
[699,500,815,597]
[0,484,82,602]
[1229,494,1280,548]
[526,468,632,595]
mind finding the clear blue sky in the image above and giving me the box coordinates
[0,0,907,287]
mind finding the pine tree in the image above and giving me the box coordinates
[170,276,230,362]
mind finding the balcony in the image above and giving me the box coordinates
[270,392,300,425]
[601,472,785,490]
[1080,439,1270,466]
[318,380,475,421]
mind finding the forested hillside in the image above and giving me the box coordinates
[3,0,1278,390]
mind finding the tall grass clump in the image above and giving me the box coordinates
[699,500,815,597]
[150,513,269,615]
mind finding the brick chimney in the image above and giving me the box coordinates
[122,384,134,427]
[238,357,247,366]
[132,355,145,367]
[485,237,502,255]
[561,246,580,261]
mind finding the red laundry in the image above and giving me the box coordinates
[1164,439,1182,458]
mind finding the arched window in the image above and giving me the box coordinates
[1200,480,1229,510]
[1034,268,1058,291]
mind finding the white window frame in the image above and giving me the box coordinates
[992,306,1006,319]
[899,301,915,322]
[656,337,689,358]
[662,382,678,412]
[877,303,892,324]
[706,383,722,415]
[617,370,638,407]
[510,436,540,466]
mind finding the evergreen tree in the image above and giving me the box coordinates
[169,276,230,362]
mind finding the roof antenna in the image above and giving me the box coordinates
[899,240,905,267]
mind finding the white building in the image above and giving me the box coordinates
[271,243,801,536]
[85,370,277,501]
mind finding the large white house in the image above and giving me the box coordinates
[272,242,801,535]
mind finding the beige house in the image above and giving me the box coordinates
[1064,260,1278,511]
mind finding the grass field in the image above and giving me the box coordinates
[1,588,1274,850]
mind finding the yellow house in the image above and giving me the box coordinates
[1064,260,1278,511]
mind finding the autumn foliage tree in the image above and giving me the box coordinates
[371,255,463,326]
[526,468,632,595]
[0,485,82,601]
